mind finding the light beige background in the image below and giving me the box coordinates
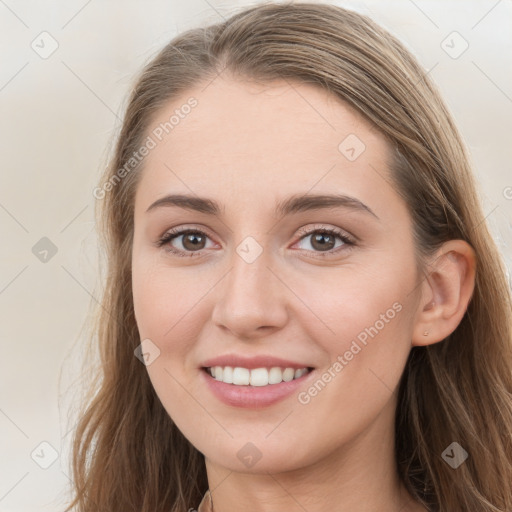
[0,1,511,510]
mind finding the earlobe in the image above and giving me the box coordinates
[412,240,476,347]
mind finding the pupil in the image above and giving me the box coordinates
[185,233,203,250]
[313,233,334,251]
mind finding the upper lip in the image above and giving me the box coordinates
[201,354,314,370]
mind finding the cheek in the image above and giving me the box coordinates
[298,262,413,347]
[295,260,416,399]
[288,271,415,455]
[133,254,198,339]
[131,256,210,434]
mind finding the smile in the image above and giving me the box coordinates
[201,365,315,408]
[204,366,312,386]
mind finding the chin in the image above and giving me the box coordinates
[199,433,322,475]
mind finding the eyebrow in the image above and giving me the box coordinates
[145,193,379,219]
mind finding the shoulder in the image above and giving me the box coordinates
[196,489,213,512]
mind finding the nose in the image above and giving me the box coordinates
[210,246,289,340]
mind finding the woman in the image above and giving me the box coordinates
[65,3,512,511]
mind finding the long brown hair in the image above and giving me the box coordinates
[63,3,512,511]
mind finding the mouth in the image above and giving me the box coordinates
[202,365,314,386]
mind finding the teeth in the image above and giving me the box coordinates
[295,368,308,379]
[207,366,310,386]
[282,368,295,382]
[223,366,233,384]
[250,368,268,386]
[233,367,250,385]
[268,367,283,384]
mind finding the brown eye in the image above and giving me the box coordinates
[180,232,207,251]
[309,232,337,251]
[295,227,354,256]
[157,228,215,257]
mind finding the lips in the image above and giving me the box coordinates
[201,354,313,370]
[200,354,315,407]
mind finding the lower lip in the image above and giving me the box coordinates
[201,369,314,408]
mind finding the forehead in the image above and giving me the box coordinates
[134,76,401,221]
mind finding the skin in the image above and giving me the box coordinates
[131,75,476,512]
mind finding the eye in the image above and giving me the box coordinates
[156,224,356,258]
[156,227,215,257]
[293,225,355,257]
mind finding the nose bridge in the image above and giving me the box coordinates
[211,236,288,335]
[231,240,270,297]
[226,239,275,310]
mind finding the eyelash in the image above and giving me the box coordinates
[156,225,356,259]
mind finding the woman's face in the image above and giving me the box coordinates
[131,76,424,473]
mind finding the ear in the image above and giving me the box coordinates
[412,239,476,347]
